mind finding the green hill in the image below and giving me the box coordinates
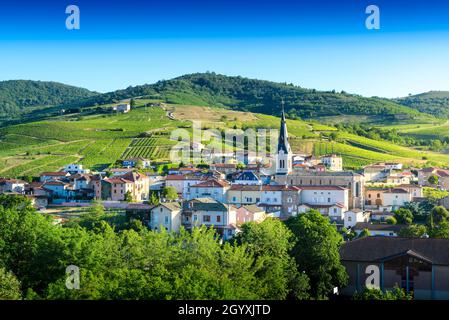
[0,80,98,121]
[395,91,449,118]
[69,73,432,123]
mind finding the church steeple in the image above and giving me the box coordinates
[276,100,292,175]
[278,100,292,154]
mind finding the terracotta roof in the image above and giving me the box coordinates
[44,181,68,186]
[297,185,347,191]
[190,179,230,188]
[40,172,68,176]
[105,177,132,184]
[229,185,262,191]
[384,188,409,194]
[262,185,301,191]
[165,174,204,181]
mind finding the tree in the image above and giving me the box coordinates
[235,219,309,299]
[427,206,449,229]
[285,210,348,299]
[353,285,412,300]
[394,208,413,225]
[398,224,427,238]
[161,186,178,201]
[135,159,144,169]
[0,268,21,300]
[358,228,371,238]
[124,191,133,202]
[386,216,397,225]
[428,174,439,186]
[149,191,160,205]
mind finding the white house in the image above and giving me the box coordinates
[73,174,92,190]
[122,157,151,169]
[0,179,27,193]
[299,186,349,211]
[113,103,131,113]
[40,172,70,183]
[64,164,89,174]
[353,222,405,237]
[164,174,205,196]
[382,188,412,210]
[149,203,182,232]
[320,154,343,172]
[186,179,230,203]
[42,180,71,198]
[344,209,369,229]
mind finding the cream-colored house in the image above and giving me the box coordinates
[227,185,262,205]
[149,202,182,232]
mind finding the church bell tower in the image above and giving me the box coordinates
[276,100,292,175]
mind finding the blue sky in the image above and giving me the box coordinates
[1,0,449,97]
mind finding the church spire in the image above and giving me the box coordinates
[278,99,291,154]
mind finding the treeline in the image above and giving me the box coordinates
[0,195,347,300]
[395,92,449,118]
[334,123,447,151]
[61,72,427,120]
[0,80,97,119]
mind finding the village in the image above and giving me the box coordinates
[1,107,447,240]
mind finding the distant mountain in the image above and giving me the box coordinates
[71,73,430,122]
[394,91,449,118]
[0,80,98,119]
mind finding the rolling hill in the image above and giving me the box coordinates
[394,91,449,118]
[0,80,98,122]
[67,73,433,123]
[1,98,449,179]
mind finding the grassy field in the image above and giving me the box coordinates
[2,100,449,178]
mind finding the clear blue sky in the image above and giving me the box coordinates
[1,0,449,98]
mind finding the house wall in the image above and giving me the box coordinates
[300,189,349,209]
[227,190,261,205]
[382,192,412,208]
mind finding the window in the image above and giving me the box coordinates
[232,197,236,202]
[193,215,198,222]
[203,215,211,222]
[288,197,292,203]
[328,198,331,203]
[160,207,163,212]
[216,215,221,223]
[348,217,352,221]
[164,216,169,224]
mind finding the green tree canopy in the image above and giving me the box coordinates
[161,186,178,201]
[285,210,348,299]
[394,208,414,225]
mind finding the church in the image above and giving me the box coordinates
[273,103,364,209]
[275,103,293,175]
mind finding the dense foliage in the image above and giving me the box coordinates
[285,210,348,299]
[395,91,449,118]
[0,80,97,120]
[1,195,348,300]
